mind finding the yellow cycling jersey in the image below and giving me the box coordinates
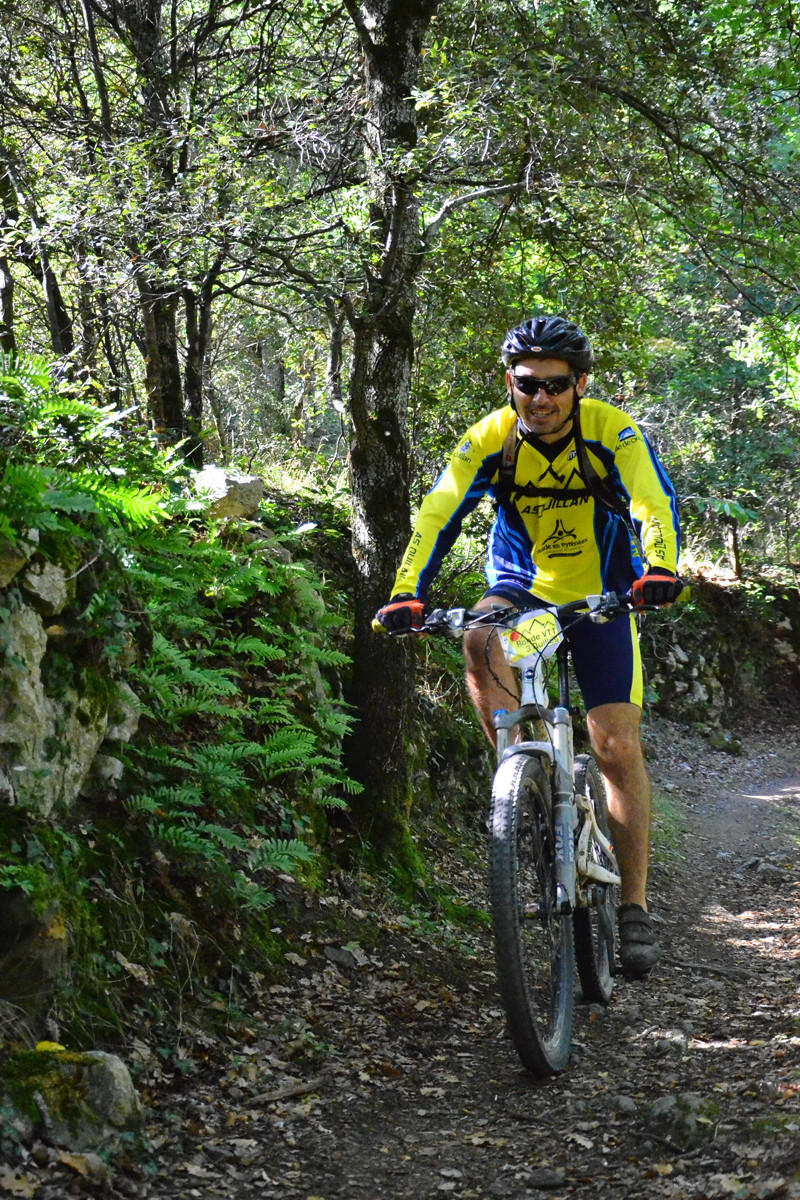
[392,397,680,607]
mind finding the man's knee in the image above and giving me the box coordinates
[464,631,499,695]
[587,704,643,767]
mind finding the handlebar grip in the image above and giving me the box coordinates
[372,618,388,634]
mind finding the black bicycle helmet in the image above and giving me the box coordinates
[501,315,594,374]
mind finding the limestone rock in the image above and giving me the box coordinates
[84,1052,142,1130]
[21,562,70,616]
[89,754,124,790]
[0,605,108,815]
[2,1047,143,1153]
[103,682,141,744]
[0,531,39,588]
[0,767,14,804]
[193,465,264,519]
[0,543,29,588]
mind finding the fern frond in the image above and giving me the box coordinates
[221,634,286,663]
[151,634,240,695]
[250,837,314,873]
[192,822,248,851]
[69,473,167,528]
[314,794,349,809]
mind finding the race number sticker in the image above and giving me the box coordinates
[500,609,563,664]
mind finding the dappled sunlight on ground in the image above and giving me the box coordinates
[697,899,800,962]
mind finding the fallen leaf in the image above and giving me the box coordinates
[114,950,154,986]
[0,1167,39,1197]
[564,1132,594,1149]
[57,1153,109,1183]
[708,1174,746,1196]
[342,941,370,966]
[752,1181,787,1200]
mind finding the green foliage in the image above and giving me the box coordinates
[113,512,359,930]
[4,0,800,1050]
[0,355,169,546]
[0,348,363,1045]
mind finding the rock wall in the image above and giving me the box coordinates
[642,577,800,726]
[0,551,139,818]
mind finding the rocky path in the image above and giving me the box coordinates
[128,717,800,1200]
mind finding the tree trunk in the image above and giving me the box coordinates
[341,0,439,857]
[136,277,183,438]
[346,318,417,855]
[38,249,74,358]
[0,158,73,359]
[184,286,203,466]
[0,254,15,356]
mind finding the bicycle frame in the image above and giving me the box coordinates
[493,623,621,915]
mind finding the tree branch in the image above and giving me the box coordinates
[341,0,376,62]
[422,182,522,247]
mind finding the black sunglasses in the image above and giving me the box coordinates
[511,373,576,396]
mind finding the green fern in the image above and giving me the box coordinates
[218,634,286,663]
[69,472,166,528]
[251,837,314,873]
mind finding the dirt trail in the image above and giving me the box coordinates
[125,716,799,1200]
[24,718,796,1200]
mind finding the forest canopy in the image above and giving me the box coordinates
[2,0,800,831]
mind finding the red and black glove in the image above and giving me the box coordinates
[375,593,427,633]
[631,568,684,608]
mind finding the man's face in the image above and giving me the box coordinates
[506,355,587,441]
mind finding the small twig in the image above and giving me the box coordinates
[662,955,752,982]
[645,1132,702,1157]
[65,552,102,581]
[251,1074,326,1105]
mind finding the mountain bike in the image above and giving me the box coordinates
[417,591,644,1077]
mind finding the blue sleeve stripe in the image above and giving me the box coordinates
[417,456,496,595]
[643,440,681,550]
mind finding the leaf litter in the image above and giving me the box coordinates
[9,716,800,1199]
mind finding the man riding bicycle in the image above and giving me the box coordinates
[376,315,682,977]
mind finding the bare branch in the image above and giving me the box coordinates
[422,182,522,247]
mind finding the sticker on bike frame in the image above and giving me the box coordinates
[499,609,563,664]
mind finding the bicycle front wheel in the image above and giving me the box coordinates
[489,753,575,1077]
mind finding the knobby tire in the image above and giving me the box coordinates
[573,754,618,1005]
[489,753,574,1077]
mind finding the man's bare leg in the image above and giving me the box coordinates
[463,597,516,745]
[586,702,651,909]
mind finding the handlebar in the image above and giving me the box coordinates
[372,584,690,637]
[421,591,638,638]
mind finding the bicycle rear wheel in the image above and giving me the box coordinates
[573,754,618,1005]
[490,753,574,1077]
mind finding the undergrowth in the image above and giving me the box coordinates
[0,355,362,1048]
